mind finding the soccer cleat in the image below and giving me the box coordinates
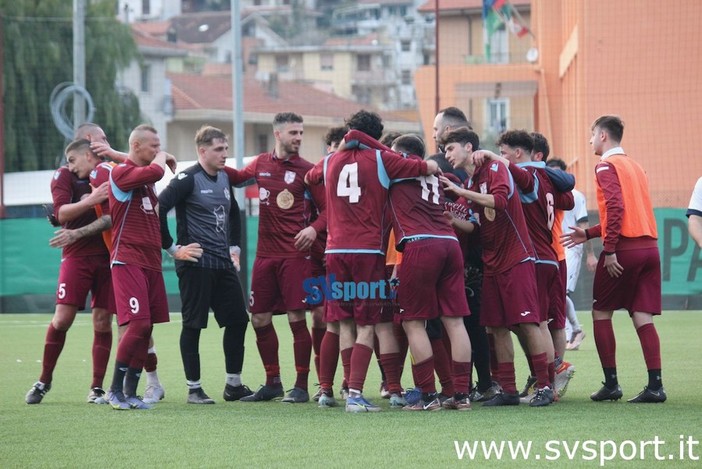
[627,386,667,403]
[518,375,537,398]
[554,361,576,397]
[142,384,165,404]
[389,392,406,408]
[126,395,152,410]
[403,396,442,412]
[25,382,51,405]
[379,382,391,399]
[469,381,502,403]
[107,390,131,410]
[311,386,323,402]
[566,330,586,351]
[223,384,254,401]
[317,389,338,408]
[339,387,350,400]
[482,391,520,407]
[345,395,382,413]
[529,386,555,407]
[442,394,472,411]
[240,384,284,402]
[281,387,310,403]
[590,383,623,402]
[404,387,422,406]
[188,388,215,404]
[87,387,107,404]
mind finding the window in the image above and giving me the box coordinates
[258,134,268,154]
[320,53,334,71]
[140,64,150,93]
[401,70,412,85]
[142,0,150,16]
[357,54,371,72]
[487,98,509,133]
[487,28,509,63]
[401,40,411,52]
[275,54,289,72]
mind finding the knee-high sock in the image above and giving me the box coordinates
[311,327,326,381]
[224,324,247,374]
[430,337,455,396]
[254,323,280,386]
[39,324,67,385]
[348,343,373,392]
[379,352,402,394]
[319,331,339,391]
[636,323,662,389]
[412,356,436,394]
[91,330,112,389]
[289,319,311,390]
[452,360,472,395]
[340,347,352,389]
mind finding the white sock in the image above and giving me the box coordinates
[565,295,580,331]
[146,370,160,387]
[186,380,201,390]
[226,374,242,387]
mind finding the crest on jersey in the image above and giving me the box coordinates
[284,170,296,184]
[259,187,270,205]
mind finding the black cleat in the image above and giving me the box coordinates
[26,382,51,404]
[239,384,284,402]
[529,386,555,407]
[482,391,520,407]
[223,384,254,401]
[187,387,215,404]
[590,383,623,401]
[627,386,667,403]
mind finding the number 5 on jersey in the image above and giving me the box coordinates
[337,163,361,203]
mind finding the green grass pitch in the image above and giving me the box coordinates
[1,312,701,468]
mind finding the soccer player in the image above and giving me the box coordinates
[158,125,252,404]
[687,177,702,248]
[106,124,187,410]
[429,107,471,181]
[546,158,597,351]
[25,139,112,405]
[441,127,554,407]
[389,134,473,411]
[562,115,666,403]
[225,112,319,404]
[306,110,439,412]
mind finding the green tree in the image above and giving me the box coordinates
[1,0,140,171]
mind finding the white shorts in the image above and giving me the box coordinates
[565,245,584,293]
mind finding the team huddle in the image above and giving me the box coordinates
[25,109,666,411]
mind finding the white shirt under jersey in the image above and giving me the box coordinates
[562,189,589,254]
[687,177,702,214]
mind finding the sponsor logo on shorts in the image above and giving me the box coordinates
[303,274,396,305]
[520,311,531,316]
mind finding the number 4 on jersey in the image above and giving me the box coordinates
[337,162,361,203]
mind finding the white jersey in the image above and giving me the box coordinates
[687,177,702,213]
[561,189,588,238]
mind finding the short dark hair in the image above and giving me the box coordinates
[438,106,471,130]
[273,112,304,128]
[592,115,624,143]
[497,130,534,154]
[324,126,347,147]
[442,127,480,151]
[65,138,91,156]
[546,157,567,171]
[531,132,550,159]
[392,134,425,158]
[380,131,402,147]
[345,109,383,140]
[195,125,227,148]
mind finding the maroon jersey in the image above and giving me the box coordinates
[388,155,457,249]
[109,159,165,271]
[306,130,429,254]
[51,166,107,258]
[465,160,534,275]
[225,152,314,258]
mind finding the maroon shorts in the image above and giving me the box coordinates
[481,261,540,328]
[249,256,310,314]
[593,247,662,315]
[548,260,567,330]
[535,262,565,329]
[111,264,169,326]
[56,255,113,311]
[396,238,470,322]
[325,253,386,327]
